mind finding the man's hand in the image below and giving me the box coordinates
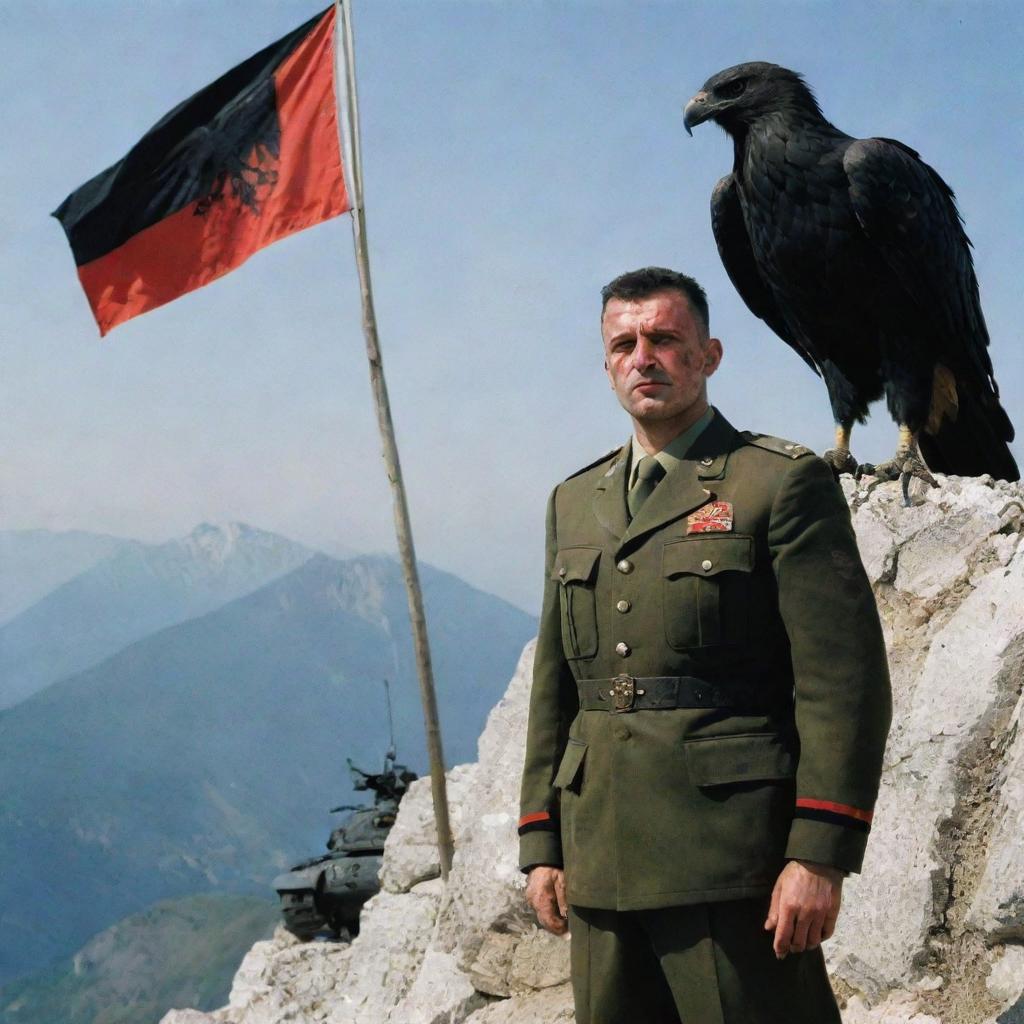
[525,866,568,935]
[764,859,843,959]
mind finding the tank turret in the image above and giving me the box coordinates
[272,682,418,940]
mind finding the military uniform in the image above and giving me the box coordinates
[518,409,891,1023]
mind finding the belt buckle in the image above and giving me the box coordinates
[609,674,637,713]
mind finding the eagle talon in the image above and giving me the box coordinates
[857,448,938,506]
[822,447,858,479]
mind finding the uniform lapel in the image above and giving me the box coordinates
[618,412,741,553]
[591,442,630,541]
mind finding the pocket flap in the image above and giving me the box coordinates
[662,536,754,578]
[552,547,601,585]
[684,732,795,786]
[553,739,588,790]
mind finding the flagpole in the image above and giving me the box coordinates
[335,0,454,880]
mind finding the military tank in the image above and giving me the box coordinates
[274,694,418,941]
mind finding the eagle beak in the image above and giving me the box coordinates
[683,91,710,136]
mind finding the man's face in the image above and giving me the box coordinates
[602,290,723,427]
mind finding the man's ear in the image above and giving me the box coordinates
[704,338,724,377]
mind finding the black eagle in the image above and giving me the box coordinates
[683,62,1018,490]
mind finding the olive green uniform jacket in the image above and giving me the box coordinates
[518,411,892,911]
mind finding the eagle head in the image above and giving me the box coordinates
[683,61,822,136]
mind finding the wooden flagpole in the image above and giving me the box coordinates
[334,0,454,880]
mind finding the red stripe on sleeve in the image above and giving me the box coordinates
[518,811,552,827]
[796,797,873,823]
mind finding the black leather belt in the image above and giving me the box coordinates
[578,675,775,714]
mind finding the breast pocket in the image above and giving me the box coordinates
[662,535,754,650]
[552,547,601,660]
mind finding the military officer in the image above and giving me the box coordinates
[518,267,891,1023]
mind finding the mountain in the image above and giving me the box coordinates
[0,553,536,984]
[0,893,277,1024]
[0,523,314,709]
[0,529,127,625]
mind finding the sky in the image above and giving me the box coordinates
[3,0,1022,614]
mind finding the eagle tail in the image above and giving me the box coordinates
[919,382,1019,482]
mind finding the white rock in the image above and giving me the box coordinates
[389,951,491,1024]
[507,929,571,993]
[380,764,479,894]
[828,484,1024,995]
[171,480,1024,1024]
[967,689,1024,940]
[467,932,518,997]
[462,984,575,1023]
[986,945,1024,1006]
[325,887,442,1023]
[842,991,941,1024]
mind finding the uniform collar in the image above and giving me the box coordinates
[628,406,716,487]
[592,408,741,550]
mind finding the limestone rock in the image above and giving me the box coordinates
[986,946,1024,1008]
[467,932,518,997]
[380,764,479,894]
[843,991,942,1024]
[967,689,1024,940]
[389,951,491,1024]
[462,984,575,1023]
[828,476,1024,1005]
[167,476,1024,1024]
[507,929,571,993]
[326,885,443,1023]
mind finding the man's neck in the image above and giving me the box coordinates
[633,399,710,455]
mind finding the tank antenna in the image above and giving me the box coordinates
[383,679,396,768]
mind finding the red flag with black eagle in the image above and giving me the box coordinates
[53,6,349,336]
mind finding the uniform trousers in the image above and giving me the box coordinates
[568,899,841,1024]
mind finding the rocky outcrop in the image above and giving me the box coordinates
[163,474,1024,1024]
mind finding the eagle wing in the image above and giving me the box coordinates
[710,173,820,375]
[843,137,996,390]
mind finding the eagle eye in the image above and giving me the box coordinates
[717,78,747,100]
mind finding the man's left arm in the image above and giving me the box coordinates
[767,455,892,953]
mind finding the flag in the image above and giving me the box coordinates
[53,6,349,336]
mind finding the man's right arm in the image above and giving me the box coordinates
[518,487,579,877]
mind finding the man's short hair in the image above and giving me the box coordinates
[601,267,710,336]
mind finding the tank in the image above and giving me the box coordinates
[273,752,418,940]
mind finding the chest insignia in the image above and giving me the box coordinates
[686,500,734,534]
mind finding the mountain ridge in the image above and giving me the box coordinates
[0,522,315,709]
[0,549,536,985]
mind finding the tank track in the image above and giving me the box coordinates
[280,891,326,940]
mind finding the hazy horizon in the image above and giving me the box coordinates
[4,0,1021,613]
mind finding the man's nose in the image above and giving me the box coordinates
[631,337,656,370]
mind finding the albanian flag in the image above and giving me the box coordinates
[53,6,349,336]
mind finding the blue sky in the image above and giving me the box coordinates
[3,0,1022,612]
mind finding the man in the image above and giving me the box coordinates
[518,267,891,1023]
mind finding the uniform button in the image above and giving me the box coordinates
[615,642,631,657]
[558,566,566,577]
[614,724,631,741]
[700,457,714,467]
[701,559,713,572]
[616,599,631,613]
[616,559,633,574]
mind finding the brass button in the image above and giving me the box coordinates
[616,599,631,613]
[615,642,631,657]
[614,724,631,741]
[616,559,633,574]
[700,457,714,467]
[558,567,566,577]
[701,559,713,572]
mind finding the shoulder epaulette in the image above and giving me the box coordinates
[740,431,815,460]
[564,446,623,482]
